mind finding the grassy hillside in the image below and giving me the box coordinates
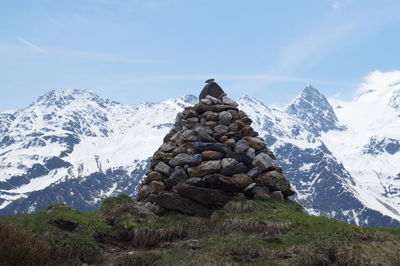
[1,195,400,265]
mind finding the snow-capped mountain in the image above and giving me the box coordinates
[1,72,399,227]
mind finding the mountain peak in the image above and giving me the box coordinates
[33,89,108,108]
[287,85,342,135]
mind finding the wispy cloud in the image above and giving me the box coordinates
[15,36,45,53]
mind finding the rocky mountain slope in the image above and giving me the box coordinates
[1,72,399,227]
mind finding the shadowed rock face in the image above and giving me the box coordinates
[138,81,295,216]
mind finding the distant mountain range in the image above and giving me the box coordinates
[1,71,399,227]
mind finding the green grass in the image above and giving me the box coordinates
[1,196,400,265]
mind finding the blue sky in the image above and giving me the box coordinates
[1,0,400,111]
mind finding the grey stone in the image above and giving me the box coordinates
[246,147,256,159]
[146,171,165,184]
[169,166,189,182]
[170,130,183,141]
[186,177,205,186]
[221,163,247,176]
[247,167,262,178]
[169,153,202,167]
[193,104,238,115]
[226,152,253,168]
[186,117,199,123]
[222,96,238,107]
[218,119,231,126]
[148,181,165,194]
[214,125,229,134]
[200,98,212,105]
[234,139,250,153]
[228,110,240,120]
[193,142,231,154]
[252,153,276,171]
[187,160,222,177]
[219,111,233,121]
[228,122,239,131]
[154,161,173,176]
[221,158,238,168]
[205,95,221,104]
[159,141,177,152]
[181,129,198,141]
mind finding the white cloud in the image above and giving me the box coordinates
[331,1,340,9]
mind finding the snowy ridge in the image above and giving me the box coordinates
[0,76,400,227]
[322,71,400,223]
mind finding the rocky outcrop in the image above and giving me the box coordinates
[138,80,295,216]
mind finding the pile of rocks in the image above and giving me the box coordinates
[138,80,295,216]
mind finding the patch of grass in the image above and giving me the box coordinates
[0,203,108,265]
[1,197,400,265]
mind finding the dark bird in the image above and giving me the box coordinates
[199,79,225,100]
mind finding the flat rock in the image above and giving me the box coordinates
[221,162,247,176]
[203,174,236,192]
[202,150,224,160]
[226,152,253,168]
[149,192,213,216]
[181,129,198,141]
[242,137,265,151]
[176,183,233,207]
[154,161,173,176]
[187,160,222,177]
[193,142,231,154]
[169,153,202,167]
[185,177,205,186]
[193,104,238,115]
[222,96,238,107]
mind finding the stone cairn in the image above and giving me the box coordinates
[138,79,295,216]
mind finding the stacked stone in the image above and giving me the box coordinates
[138,80,295,216]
